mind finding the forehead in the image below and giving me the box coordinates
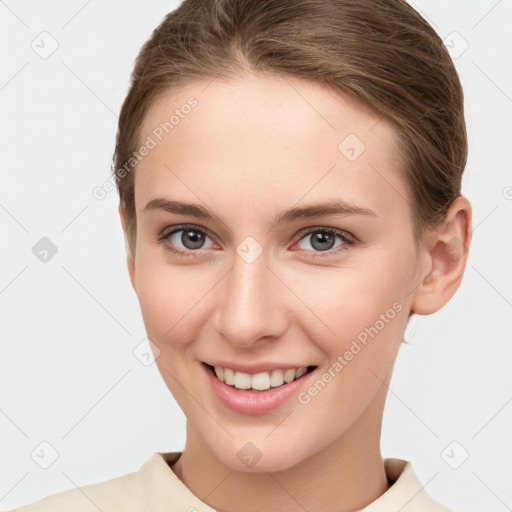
[135,73,408,220]
[141,73,390,149]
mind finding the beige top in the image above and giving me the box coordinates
[11,452,453,511]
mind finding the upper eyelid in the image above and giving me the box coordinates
[297,225,353,239]
[162,224,217,243]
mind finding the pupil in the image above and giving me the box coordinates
[311,232,335,251]
[183,230,204,249]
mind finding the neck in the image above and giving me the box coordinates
[171,385,390,512]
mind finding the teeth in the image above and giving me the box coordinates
[252,372,271,391]
[214,366,224,381]
[212,365,311,391]
[234,371,251,389]
[270,369,284,387]
[295,366,307,378]
[224,367,235,386]
[284,369,296,383]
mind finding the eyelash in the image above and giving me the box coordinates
[157,224,356,259]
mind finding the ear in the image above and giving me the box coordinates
[410,195,472,315]
[118,202,137,292]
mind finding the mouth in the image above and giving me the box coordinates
[202,362,317,393]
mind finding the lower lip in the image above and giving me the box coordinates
[202,363,316,416]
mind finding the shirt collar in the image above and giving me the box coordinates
[139,452,448,511]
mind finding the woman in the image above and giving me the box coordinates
[12,0,472,510]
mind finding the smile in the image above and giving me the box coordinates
[204,363,317,392]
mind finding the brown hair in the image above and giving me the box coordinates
[113,0,467,257]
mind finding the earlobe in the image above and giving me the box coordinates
[118,202,137,292]
[410,195,472,316]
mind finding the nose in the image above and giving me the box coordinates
[213,249,289,349]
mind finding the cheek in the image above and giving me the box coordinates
[134,263,210,401]
[134,259,209,349]
[293,264,409,428]
[293,249,412,361]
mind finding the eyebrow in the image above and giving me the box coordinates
[143,197,376,226]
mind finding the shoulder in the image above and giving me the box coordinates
[363,458,455,512]
[8,470,148,512]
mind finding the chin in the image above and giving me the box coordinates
[214,441,308,474]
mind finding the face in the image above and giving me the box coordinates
[125,73,429,472]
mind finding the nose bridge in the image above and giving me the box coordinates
[214,247,286,347]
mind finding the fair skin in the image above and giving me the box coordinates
[119,73,472,512]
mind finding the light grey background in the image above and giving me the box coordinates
[1,1,511,510]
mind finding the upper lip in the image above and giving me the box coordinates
[203,360,315,375]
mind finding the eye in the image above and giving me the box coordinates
[159,225,216,256]
[293,227,355,256]
[158,224,356,259]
